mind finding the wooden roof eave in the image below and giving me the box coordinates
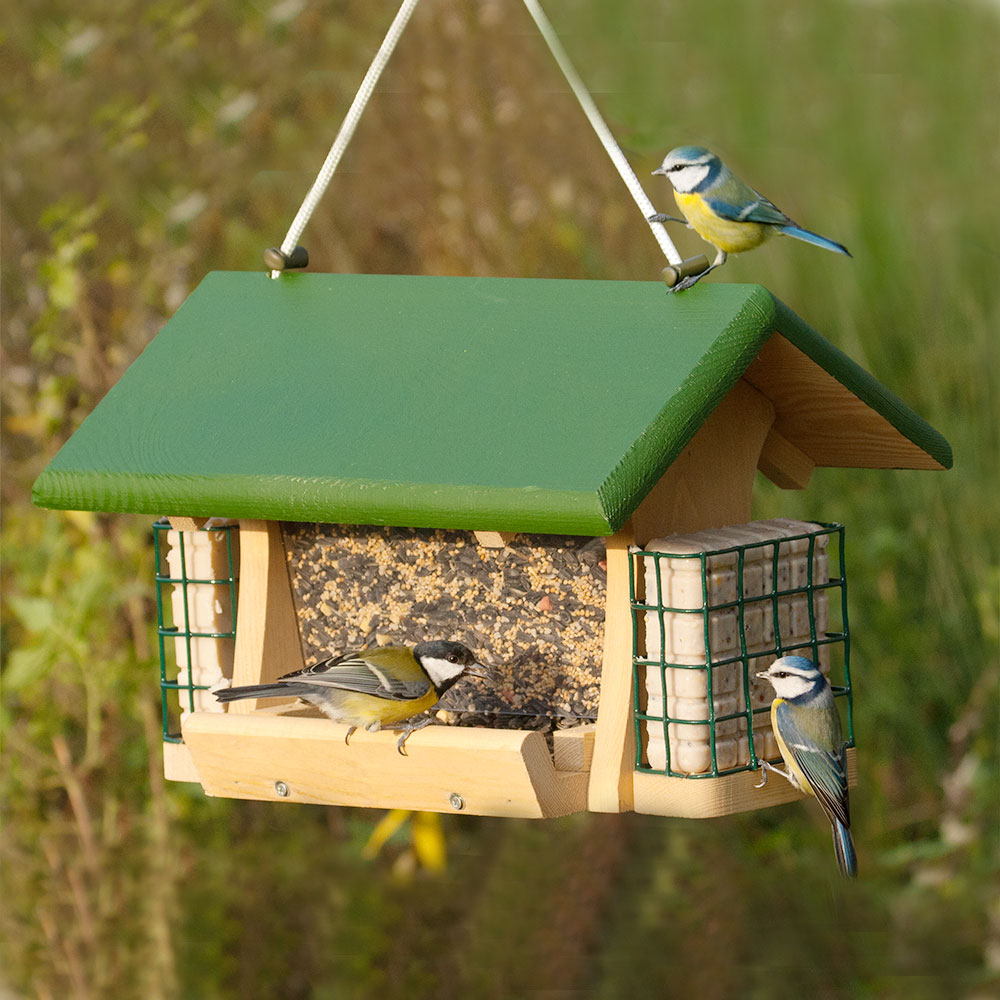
[747,298,953,472]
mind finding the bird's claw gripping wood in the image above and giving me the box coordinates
[396,716,434,756]
[754,759,774,788]
[345,720,381,746]
[754,758,793,789]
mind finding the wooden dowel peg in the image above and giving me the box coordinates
[263,245,310,272]
[661,255,710,288]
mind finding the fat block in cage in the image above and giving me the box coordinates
[155,522,239,735]
[638,519,841,775]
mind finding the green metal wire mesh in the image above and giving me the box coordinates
[630,522,853,778]
[154,520,239,742]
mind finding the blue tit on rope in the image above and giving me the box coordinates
[214,641,492,754]
[649,146,851,291]
[755,655,858,879]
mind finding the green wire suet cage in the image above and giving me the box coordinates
[631,521,853,779]
[154,520,239,742]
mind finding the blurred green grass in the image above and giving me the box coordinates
[2,1,998,997]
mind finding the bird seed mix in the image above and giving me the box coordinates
[282,523,607,727]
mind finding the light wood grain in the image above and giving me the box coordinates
[633,747,857,818]
[162,740,202,783]
[588,527,636,813]
[228,520,303,713]
[630,379,776,544]
[473,531,516,548]
[166,516,210,532]
[181,712,588,818]
[552,723,596,772]
[758,425,816,490]
[745,334,946,470]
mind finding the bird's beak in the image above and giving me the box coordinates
[465,662,496,683]
[755,669,770,680]
[652,167,666,176]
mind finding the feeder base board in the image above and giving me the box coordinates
[179,712,592,818]
[632,747,857,818]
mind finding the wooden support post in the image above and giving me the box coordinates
[757,426,816,490]
[588,525,636,813]
[228,520,304,713]
[630,379,776,544]
[593,380,775,813]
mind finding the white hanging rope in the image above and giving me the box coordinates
[520,0,682,265]
[272,0,680,276]
[270,0,422,278]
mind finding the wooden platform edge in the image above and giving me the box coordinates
[552,723,596,772]
[180,712,588,819]
[632,747,858,818]
[162,739,202,783]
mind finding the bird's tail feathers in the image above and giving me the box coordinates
[779,225,851,257]
[214,682,311,703]
[833,820,858,878]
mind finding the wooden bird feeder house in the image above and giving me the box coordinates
[33,273,951,819]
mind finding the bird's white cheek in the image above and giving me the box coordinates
[770,676,813,699]
[670,164,710,193]
[421,657,465,688]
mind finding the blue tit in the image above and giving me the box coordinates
[755,655,858,878]
[214,641,492,754]
[649,146,850,291]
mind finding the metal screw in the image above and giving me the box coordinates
[448,793,465,811]
[274,781,290,798]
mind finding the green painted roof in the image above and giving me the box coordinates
[32,272,951,534]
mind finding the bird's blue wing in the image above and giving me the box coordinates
[705,195,791,227]
[774,701,850,828]
[280,654,430,701]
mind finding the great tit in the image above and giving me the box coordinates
[755,655,858,878]
[649,145,850,291]
[214,640,492,754]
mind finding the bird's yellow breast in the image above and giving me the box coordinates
[674,191,774,254]
[337,687,440,727]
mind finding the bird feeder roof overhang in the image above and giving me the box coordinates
[32,272,951,535]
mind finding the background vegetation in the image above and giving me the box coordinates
[3,1,997,997]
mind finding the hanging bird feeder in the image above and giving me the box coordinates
[32,1,951,821]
